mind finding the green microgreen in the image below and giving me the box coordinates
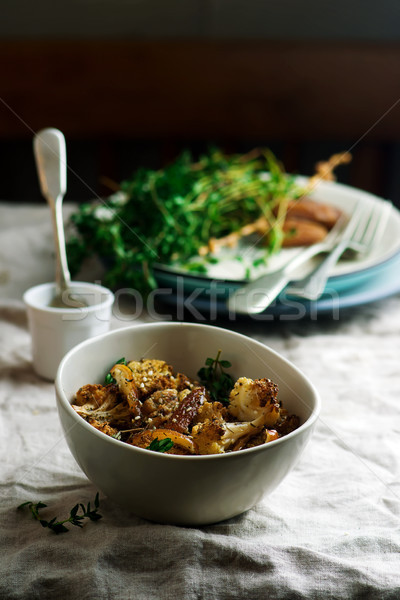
[67,147,305,294]
[184,262,208,273]
[197,350,234,405]
[146,437,174,453]
[17,493,102,534]
[252,256,267,268]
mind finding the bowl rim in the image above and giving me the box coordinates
[55,321,321,461]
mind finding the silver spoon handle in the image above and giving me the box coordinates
[33,128,70,292]
[51,194,71,293]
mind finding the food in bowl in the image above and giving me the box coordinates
[56,322,320,525]
[72,353,300,456]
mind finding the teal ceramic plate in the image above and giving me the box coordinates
[152,180,400,318]
[156,250,400,318]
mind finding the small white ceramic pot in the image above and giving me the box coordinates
[24,281,114,380]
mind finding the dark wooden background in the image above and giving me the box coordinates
[1,40,400,205]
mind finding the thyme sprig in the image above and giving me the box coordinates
[18,493,102,534]
[197,350,234,405]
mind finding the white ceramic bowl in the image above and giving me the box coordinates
[55,322,320,525]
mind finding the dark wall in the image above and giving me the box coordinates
[1,2,400,205]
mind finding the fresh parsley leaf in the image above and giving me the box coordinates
[147,437,174,453]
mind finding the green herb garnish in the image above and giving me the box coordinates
[197,350,234,405]
[147,437,174,453]
[18,493,102,534]
[105,357,127,384]
[252,256,267,268]
[67,147,304,294]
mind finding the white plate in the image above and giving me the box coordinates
[156,179,400,285]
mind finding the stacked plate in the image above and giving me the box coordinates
[154,179,400,319]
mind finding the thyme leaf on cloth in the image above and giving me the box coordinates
[18,493,102,534]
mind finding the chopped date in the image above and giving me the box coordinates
[164,387,208,434]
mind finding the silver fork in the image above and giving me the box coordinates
[286,199,393,301]
[226,210,351,315]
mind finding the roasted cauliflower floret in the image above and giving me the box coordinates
[75,383,123,411]
[228,377,280,426]
[191,413,267,455]
[87,419,119,438]
[191,419,226,454]
[193,400,228,425]
[72,384,132,427]
[142,388,179,417]
[127,359,177,397]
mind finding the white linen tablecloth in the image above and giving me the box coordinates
[1,202,400,599]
